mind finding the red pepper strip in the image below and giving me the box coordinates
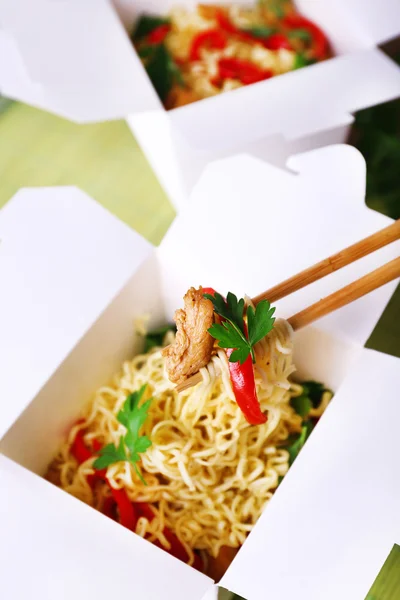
[202,288,267,425]
[217,58,273,85]
[147,24,171,45]
[262,33,292,51]
[226,349,267,425]
[91,438,103,452]
[190,29,227,61]
[283,15,328,59]
[69,430,104,487]
[71,430,93,463]
[216,10,237,34]
[70,430,137,530]
[107,484,138,531]
[102,496,118,521]
[70,434,202,568]
[202,287,217,295]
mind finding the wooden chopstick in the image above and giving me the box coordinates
[287,257,400,330]
[176,256,400,393]
[252,220,400,305]
[175,221,400,393]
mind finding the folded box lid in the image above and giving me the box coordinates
[0,186,152,439]
[159,145,400,349]
[0,454,212,600]
[331,0,400,46]
[0,0,162,122]
[220,347,400,600]
[0,0,399,130]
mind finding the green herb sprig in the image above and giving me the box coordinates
[204,292,276,364]
[144,323,176,352]
[93,385,152,485]
[283,380,332,465]
[241,25,276,39]
[132,15,171,41]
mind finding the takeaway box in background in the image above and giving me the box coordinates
[0,0,400,208]
[0,146,399,600]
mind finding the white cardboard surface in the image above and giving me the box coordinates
[0,455,212,600]
[328,0,400,46]
[0,0,161,122]
[0,187,151,439]
[220,348,400,600]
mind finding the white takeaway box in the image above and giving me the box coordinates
[0,145,400,600]
[0,0,400,209]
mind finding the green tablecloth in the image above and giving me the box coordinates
[0,100,175,245]
[0,99,398,600]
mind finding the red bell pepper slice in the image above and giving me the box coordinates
[283,14,328,60]
[102,496,118,521]
[190,29,227,61]
[71,430,105,486]
[71,429,137,530]
[226,349,267,425]
[216,58,273,85]
[147,24,171,45]
[71,430,93,463]
[262,33,292,51]
[107,484,138,531]
[70,433,202,568]
[202,288,267,425]
[216,10,237,34]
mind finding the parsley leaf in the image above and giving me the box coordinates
[93,385,152,484]
[136,43,184,104]
[302,380,327,408]
[132,15,171,41]
[205,292,245,334]
[288,28,312,42]
[290,394,312,418]
[93,439,127,470]
[290,380,330,417]
[247,301,275,347]
[241,25,276,39]
[226,292,246,334]
[208,322,247,350]
[144,324,176,353]
[205,291,276,364]
[284,421,314,466]
[293,53,316,70]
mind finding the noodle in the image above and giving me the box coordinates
[47,319,327,562]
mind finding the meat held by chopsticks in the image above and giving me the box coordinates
[162,287,214,385]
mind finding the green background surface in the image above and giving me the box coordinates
[0,98,398,600]
[365,545,400,600]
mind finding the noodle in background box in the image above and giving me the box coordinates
[0,0,400,209]
[0,145,399,600]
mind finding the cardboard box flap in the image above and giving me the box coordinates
[334,0,400,46]
[170,48,400,151]
[0,0,161,122]
[0,455,212,600]
[158,146,399,346]
[0,186,152,439]
[220,348,400,600]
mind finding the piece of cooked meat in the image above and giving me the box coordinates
[162,287,214,385]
